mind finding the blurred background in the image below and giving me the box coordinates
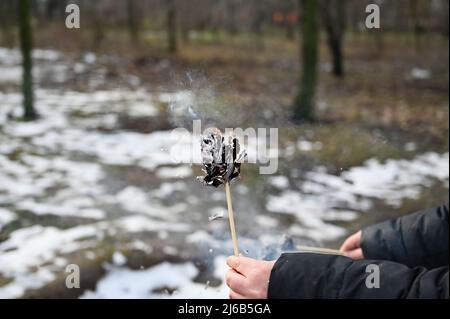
[0,0,448,298]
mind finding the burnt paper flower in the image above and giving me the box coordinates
[197,128,247,187]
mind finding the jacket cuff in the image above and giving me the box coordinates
[361,225,382,260]
[268,252,352,299]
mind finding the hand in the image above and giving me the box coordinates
[225,256,276,299]
[340,230,364,260]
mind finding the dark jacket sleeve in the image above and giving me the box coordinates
[268,253,449,299]
[361,204,449,269]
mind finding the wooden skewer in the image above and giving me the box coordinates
[296,245,344,255]
[225,181,239,256]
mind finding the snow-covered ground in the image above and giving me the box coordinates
[82,256,228,299]
[0,47,448,299]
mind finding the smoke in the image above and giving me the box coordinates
[165,70,241,129]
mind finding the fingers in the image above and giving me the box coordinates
[340,231,361,253]
[226,256,256,276]
[229,289,247,299]
[225,269,249,295]
[345,248,364,260]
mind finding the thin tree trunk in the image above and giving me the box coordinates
[284,0,296,41]
[127,0,139,45]
[409,0,426,53]
[19,0,37,120]
[321,0,345,77]
[167,0,177,53]
[293,0,318,122]
[226,0,238,36]
[89,2,105,50]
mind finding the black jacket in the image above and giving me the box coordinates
[268,204,449,299]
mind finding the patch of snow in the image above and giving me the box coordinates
[112,252,127,266]
[297,139,322,152]
[0,224,99,298]
[267,152,449,240]
[115,186,186,219]
[0,208,16,231]
[256,215,279,228]
[156,165,193,179]
[186,230,215,244]
[410,68,431,80]
[0,66,21,83]
[81,256,228,299]
[114,215,191,233]
[151,182,186,198]
[268,176,289,189]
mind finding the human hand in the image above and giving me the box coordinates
[340,230,364,260]
[225,256,276,299]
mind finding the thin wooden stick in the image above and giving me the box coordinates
[296,245,344,256]
[225,181,239,256]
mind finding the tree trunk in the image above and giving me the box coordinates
[409,0,427,53]
[86,1,105,50]
[167,0,177,53]
[293,0,318,122]
[284,0,296,41]
[46,0,58,21]
[19,0,37,120]
[226,0,238,36]
[127,0,139,45]
[320,0,345,77]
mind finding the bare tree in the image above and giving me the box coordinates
[409,0,428,53]
[284,0,296,40]
[127,0,140,45]
[167,0,177,53]
[19,0,37,120]
[320,0,346,77]
[293,0,318,122]
[225,0,239,35]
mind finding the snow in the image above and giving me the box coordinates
[115,187,187,219]
[297,139,322,152]
[114,215,191,233]
[156,166,193,179]
[81,256,228,299]
[0,225,98,273]
[186,230,215,244]
[0,224,99,298]
[0,208,16,231]
[256,215,279,228]
[410,68,431,80]
[267,152,449,240]
[268,176,289,189]
[0,154,106,219]
[151,182,186,198]
[0,48,67,84]
[112,252,127,266]
[0,66,21,83]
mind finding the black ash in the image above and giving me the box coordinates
[197,128,246,187]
